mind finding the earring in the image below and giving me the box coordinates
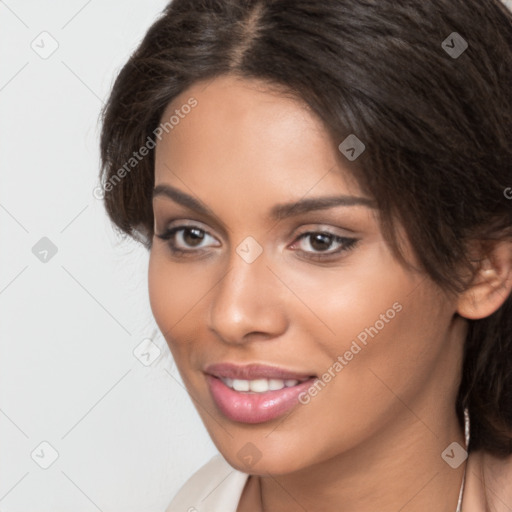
[463,407,470,449]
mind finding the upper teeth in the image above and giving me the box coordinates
[221,378,302,393]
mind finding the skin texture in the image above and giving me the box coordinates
[148,75,512,511]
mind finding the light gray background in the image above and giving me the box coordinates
[0,1,217,511]
[1,1,512,511]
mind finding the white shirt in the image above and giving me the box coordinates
[166,454,249,512]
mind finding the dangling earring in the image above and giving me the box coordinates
[464,407,471,449]
[455,407,470,512]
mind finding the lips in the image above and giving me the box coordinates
[204,362,315,381]
[204,363,317,424]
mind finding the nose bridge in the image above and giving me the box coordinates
[207,244,287,342]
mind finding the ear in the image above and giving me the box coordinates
[457,240,512,320]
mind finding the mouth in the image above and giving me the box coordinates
[217,376,310,393]
[204,363,317,424]
[204,362,316,381]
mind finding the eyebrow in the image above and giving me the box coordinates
[152,184,376,221]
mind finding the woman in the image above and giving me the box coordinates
[99,0,512,510]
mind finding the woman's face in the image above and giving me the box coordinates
[149,75,465,475]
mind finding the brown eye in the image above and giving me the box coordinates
[155,224,221,254]
[309,233,334,251]
[290,230,359,260]
[183,227,205,247]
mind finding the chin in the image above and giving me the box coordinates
[211,434,314,476]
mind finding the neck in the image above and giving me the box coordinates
[258,407,466,512]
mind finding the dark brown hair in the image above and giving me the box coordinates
[100,0,512,456]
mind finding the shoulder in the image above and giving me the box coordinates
[465,449,512,511]
[165,453,250,512]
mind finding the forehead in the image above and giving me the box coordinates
[154,75,364,208]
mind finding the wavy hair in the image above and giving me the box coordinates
[100,0,512,456]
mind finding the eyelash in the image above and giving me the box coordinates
[154,225,360,261]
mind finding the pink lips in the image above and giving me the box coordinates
[205,363,317,424]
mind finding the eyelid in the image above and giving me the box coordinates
[288,232,357,250]
[154,222,222,253]
[285,224,360,258]
[157,219,220,240]
[288,223,358,240]
[153,206,231,240]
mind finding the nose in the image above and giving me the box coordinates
[207,248,289,345]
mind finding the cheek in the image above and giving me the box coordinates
[147,247,209,348]
[277,241,413,353]
[280,246,448,404]
[148,250,176,333]
[304,279,450,424]
[279,280,450,463]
